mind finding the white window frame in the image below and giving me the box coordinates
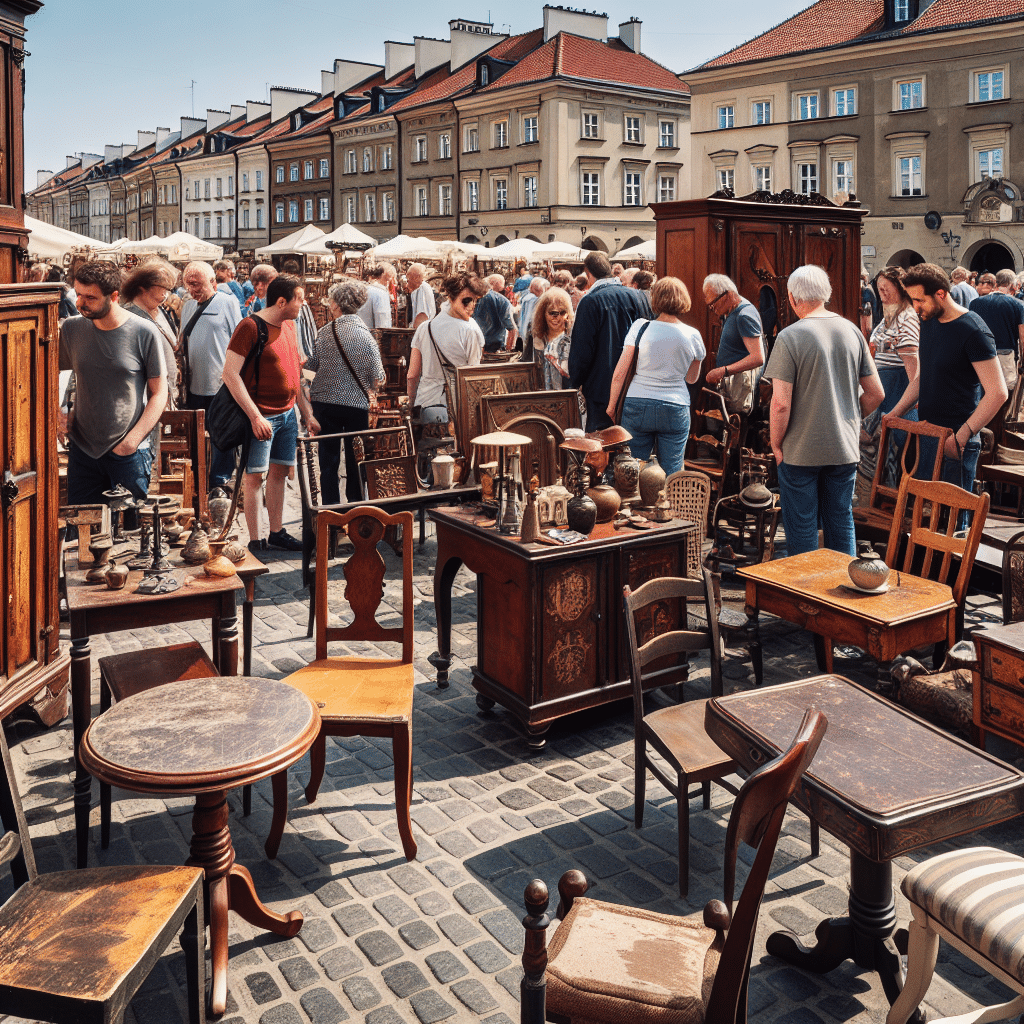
[276,164,285,183]
[383,146,393,170]
[304,160,313,180]
[717,105,734,130]
[753,165,772,192]
[717,167,735,191]
[384,192,395,222]
[346,195,356,223]
[658,175,675,201]
[798,162,818,195]
[624,171,642,206]
[967,125,1010,183]
[494,178,507,210]
[242,208,250,229]
[439,134,451,159]
[439,183,452,216]
[752,100,771,126]
[895,0,909,20]
[973,66,1007,103]
[659,120,676,148]
[417,186,428,216]
[894,77,925,110]
[204,178,211,199]
[241,173,249,193]
[833,158,854,196]
[304,198,313,221]
[796,92,819,120]
[582,111,600,139]
[494,121,508,148]
[890,134,926,196]
[345,149,357,174]
[318,197,330,220]
[624,116,641,144]
[523,115,539,144]
[832,86,857,117]
[288,200,299,222]
[523,175,538,208]
[466,180,479,212]
[289,163,299,182]
[320,158,329,177]
[581,170,600,206]
[256,171,263,191]
[899,155,923,196]
[464,126,479,153]
[415,137,427,162]
[257,207,265,229]
[365,194,376,222]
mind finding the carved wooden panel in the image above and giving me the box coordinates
[375,327,415,363]
[455,364,538,463]
[622,543,684,681]
[541,559,600,701]
[363,456,418,499]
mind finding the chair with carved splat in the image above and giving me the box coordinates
[267,506,417,862]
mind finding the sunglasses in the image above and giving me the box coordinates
[459,297,478,308]
[707,292,729,310]
[546,309,568,318]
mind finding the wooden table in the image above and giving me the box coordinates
[232,549,269,677]
[429,505,691,749]
[79,676,320,1018]
[738,548,956,690]
[972,622,1024,751]
[706,675,1024,1015]
[66,548,242,869]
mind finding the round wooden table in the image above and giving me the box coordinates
[79,676,320,1017]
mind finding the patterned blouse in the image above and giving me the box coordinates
[305,314,385,411]
[869,305,919,371]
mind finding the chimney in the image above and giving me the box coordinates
[449,19,504,71]
[332,59,383,94]
[246,100,271,122]
[80,152,103,168]
[618,18,641,52]
[230,104,246,121]
[180,117,205,140]
[137,131,156,151]
[36,169,53,187]
[155,126,172,147]
[321,69,335,96]
[104,145,120,163]
[206,108,230,131]
[385,40,416,80]
[414,36,451,79]
[543,5,607,42]
[121,142,137,157]
[66,155,79,169]
[270,86,317,123]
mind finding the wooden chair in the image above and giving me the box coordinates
[154,410,208,523]
[1001,527,1024,624]
[683,389,740,532]
[520,707,828,1024]
[663,470,711,579]
[886,846,1024,1024]
[268,506,417,862]
[0,725,206,1024]
[853,416,952,548]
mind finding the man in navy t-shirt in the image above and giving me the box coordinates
[702,273,765,415]
[969,267,1024,397]
[473,274,517,353]
[884,263,1006,496]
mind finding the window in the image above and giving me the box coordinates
[417,187,427,216]
[215,216,222,237]
[242,173,249,192]
[975,69,1005,103]
[480,64,489,85]
[524,175,538,207]
[798,163,818,195]
[384,192,395,221]
[467,180,479,211]
[494,121,508,148]
[978,148,1003,180]
[185,184,190,200]
[256,208,265,229]
[276,165,284,184]
[242,208,250,229]
[624,172,642,206]
[495,178,507,210]
[439,184,452,216]
[255,170,263,191]
[346,195,356,223]
[754,165,772,192]
[523,116,538,143]
[753,101,771,125]
[464,127,479,153]
[227,175,233,196]
[204,178,210,199]
[834,159,854,195]
[897,78,924,109]
[304,160,313,180]
[659,175,675,201]
[895,0,909,19]
[439,134,451,159]
[227,212,233,235]
[320,158,329,177]
[625,116,641,143]
[583,112,600,138]
[319,197,330,220]
[899,155,922,195]
[346,149,356,174]
[415,136,427,162]
[383,146,393,169]
[833,88,856,116]
[288,200,299,222]
[290,163,299,181]
[717,105,734,129]
[365,194,376,222]
[582,171,600,205]
[363,149,372,172]
[797,93,818,120]
[304,198,313,221]
[659,120,675,148]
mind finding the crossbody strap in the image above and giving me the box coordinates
[331,319,371,399]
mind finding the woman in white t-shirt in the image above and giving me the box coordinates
[606,277,705,474]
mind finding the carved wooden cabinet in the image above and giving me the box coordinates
[972,623,1024,752]
[1,283,70,722]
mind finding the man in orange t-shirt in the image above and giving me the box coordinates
[222,274,319,552]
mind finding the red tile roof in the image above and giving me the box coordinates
[905,0,1024,31]
[556,33,688,92]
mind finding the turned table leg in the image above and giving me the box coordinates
[70,630,93,869]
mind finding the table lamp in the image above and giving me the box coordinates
[471,430,531,534]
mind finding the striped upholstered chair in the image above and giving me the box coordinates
[886,847,1024,1024]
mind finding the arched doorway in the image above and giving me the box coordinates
[463,234,479,244]
[887,248,925,269]
[525,234,541,242]
[622,234,645,250]
[581,235,608,252]
[494,234,509,246]
[969,241,1014,274]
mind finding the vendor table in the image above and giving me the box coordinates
[80,675,320,1018]
[706,675,1024,1016]
[66,548,242,868]
[429,505,691,748]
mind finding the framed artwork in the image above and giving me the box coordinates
[363,456,419,500]
[455,363,540,466]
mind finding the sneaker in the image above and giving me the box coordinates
[247,538,268,555]
[268,528,303,551]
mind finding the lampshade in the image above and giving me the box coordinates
[471,430,532,447]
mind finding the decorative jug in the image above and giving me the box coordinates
[848,543,889,591]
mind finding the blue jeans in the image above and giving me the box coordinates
[621,398,690,476]
[777,461,858,557]
[67,441,153,505]
[915,434,982,530]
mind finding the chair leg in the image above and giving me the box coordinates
[810,816,820,858]
[306,587,315,638]
[751,638,763,687]
[264,769,289,860]
[885,910,939,1024]
[634,741,647,830]
[304,734,327,805]
[702,779,711,810]
[678,771,690,898]
[182,891,207,1024]
[100,680,112,849]
[393,724,417,861]
[242,784,252,817]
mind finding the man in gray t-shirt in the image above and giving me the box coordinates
[59,261,167,505]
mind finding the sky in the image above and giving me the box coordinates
[24,0,811,183]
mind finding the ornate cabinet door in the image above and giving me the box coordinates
[540,557,603,701]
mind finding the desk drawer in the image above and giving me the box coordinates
[980,680,1024,736]
[980,647,1024,695]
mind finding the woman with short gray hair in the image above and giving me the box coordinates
[305,277,385,504]
[764,264,885,556]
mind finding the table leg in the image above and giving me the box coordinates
[812,634,834,674]
[70,632,93,869]
[218,607,239,677]
[243,579,256,677]
[429,552,463,689]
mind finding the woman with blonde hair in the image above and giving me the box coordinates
[532,286,574,389]
[121,260,181,408]
[606,277,705,473]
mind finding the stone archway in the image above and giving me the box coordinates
[494,234,509,246]
[525,234,541,243]
[463,234,480,244]
[581,235,608,252]
[622,234,645,250]
[967,240,1015,274]
[887,248,925,269]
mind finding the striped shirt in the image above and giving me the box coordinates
[305,314,385,411]
[870,306,919,370]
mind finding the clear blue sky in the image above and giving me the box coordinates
[24,0,808,182]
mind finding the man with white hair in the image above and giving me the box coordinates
[406,263,435,329]
[949,266,978,307]
[473,273,517,352]
[356,264,393,330]
[702,273,764,412]
[178,260,242,488]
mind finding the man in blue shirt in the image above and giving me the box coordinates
[702,273,764,413]
[473,274,517,352]
[511,266,532,296]
[245,263,277,317]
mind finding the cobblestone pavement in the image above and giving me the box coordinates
[3,487,1023,1024]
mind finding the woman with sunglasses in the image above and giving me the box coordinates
[532,287,574,389]
[407,272,488,425]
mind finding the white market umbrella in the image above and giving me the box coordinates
[368,234,444,259]
[296,223,376,256]
[256,224,326,257]
[483,238,542,260]
[117,234,166,254]
[25,215,101,259]
[612,239,656,260]
[122,231,224,260]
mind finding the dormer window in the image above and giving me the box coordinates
[895,0,909,19]
[480,64,489,86]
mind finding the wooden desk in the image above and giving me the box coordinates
[429,506,691,749]
[66,549,242,869]
[739,548,956,690]
[706,675,1024,1014]
[972,622,1024,752]
[79,676,319,1018]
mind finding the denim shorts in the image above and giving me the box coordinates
[246,409,298,473]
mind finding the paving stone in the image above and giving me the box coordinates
[499,764,538,782]
[524,807,567,828]
[575,776,611,793]
[410,804,451,835]
[297,918,336,953]
[464,939,512,973]
[451,979,500,1013]
[341,975,382,1011]
[527,776,576,800]
[547,763,584,781]
[437,913,482,946]
[495,964,524,998]
[244,971,282,1005]
[372,893,417,927]
[767,967,822,1001]
[479,908,526,954]
[496,787,543,810]
[467,818,508,843]
[576,844,629,878]
[347,870,395,898]
[328,812,371,842]
[311,879,352,908]
[415,890,449,916]
[425,859,465,888]
[546,822,594,849]
[278,955,319,991]
[499,811,531,831]
[506,834,556,866]
[380,960,430,997]
[614,871,662,904]
[299,987,350,1023]
[435,830,477,857]
[332,903,377,936]
[453,881,501,913]
[259,1006,303,1024]
[408,990,458,1023]
[580,810,628,835]
[466,846,519,880]
[318,947,362,982]
[388,863,432,894]
[363,1008,402,1024]
[424,950,469,983]
[355,930,403,966]
[399,919,441,950]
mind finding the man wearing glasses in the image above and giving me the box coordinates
[702,274,765,415]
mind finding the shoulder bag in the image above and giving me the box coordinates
[205,316,269,452]
[612,320,650,425]
[179,295,214,398]
[332,320,379,423]
[720,341,762,417]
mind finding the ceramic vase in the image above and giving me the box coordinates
[848,544,889,590]
[587,483,621,524]
[638,453,667,507]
